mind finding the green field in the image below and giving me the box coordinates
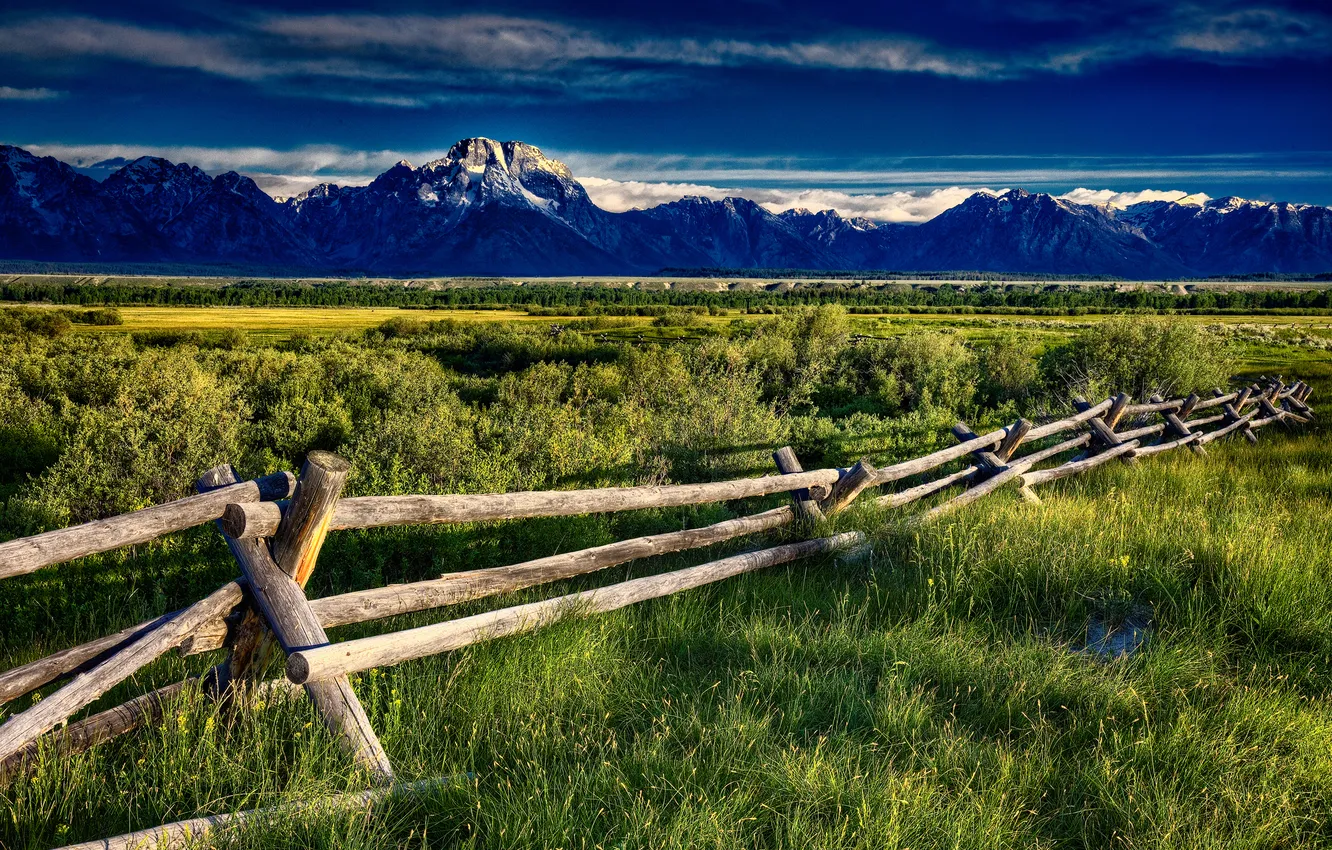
[23,302,1332,346]
[70,306,558,339]
[1,305,1329,849]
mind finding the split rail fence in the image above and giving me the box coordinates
[0,375,1316,850]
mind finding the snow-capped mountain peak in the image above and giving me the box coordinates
[1,140,1330,276]
[391,137,589,219]
[1206,196,1250,213]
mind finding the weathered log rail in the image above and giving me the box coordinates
[0,376,1315,849]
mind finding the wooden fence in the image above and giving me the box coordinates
[0,375,1316,850]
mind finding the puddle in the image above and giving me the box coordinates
[1080,602,1153,659]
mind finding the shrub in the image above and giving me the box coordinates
[976,334,1041,406]
[1041,316,1235,400]
[828,331,979,416]
[214,328,247,350]
[650,309,704,328]
[747,305,851,409]
[0,375,62,488]
[84,307,124,326]
[62,307,124,325]
[133,330,206,348]
[376,316,426,338]
[1,307,72,338]
[11,348,246,525]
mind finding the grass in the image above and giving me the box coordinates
[28,302,1332,347]
[66,307,559,341]
[0,343,1329,849]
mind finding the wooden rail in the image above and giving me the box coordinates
[219,469,844,538]
[286,532,864,684]
[53,775,454,850]
[0,378,1315,848]
[0,471,294,580]
[0,508,796,704]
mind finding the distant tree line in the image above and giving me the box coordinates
[2,280,1331,313]
[660,268,1332,283]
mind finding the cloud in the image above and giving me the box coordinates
[1040,4,1332,72]
[0,17,268,80]
[581,176,1006,222]
[0,85,63,101]
[258,14,1003,80]
[755,187,1004,222]
[1169,7,1332,58]
[19,141,453,195]
[1057,187,1210,207]
[555,150,1332,190]
[578,176,734,211]
[256,14,619,72]
[1,6,1325,106]
[580,178,1232,221]
[0,15,699,105]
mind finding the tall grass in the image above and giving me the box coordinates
[0,322,1329,849]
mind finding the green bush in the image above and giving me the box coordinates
[133,330,206,348]
[651,309,704,328]
[1041,316,1235,400]
[977,334,1041,406]
[827,331,979,416]
[83,307,124,326]
[58,307,124,326]
[0,311,1254,541]
[9,347,246,525]
[0,307,72,338]
[375,316,427,338]
[747,305,851,409]
[215,328,247,349]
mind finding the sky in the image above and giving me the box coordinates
[2,0,1330,222]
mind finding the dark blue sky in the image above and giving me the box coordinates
[2,0,1329,219]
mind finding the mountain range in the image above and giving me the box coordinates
[3,138,1330,278]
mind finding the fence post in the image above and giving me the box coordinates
[1177,393,1201,419]
[821,459,877,515]
[210,454,394,781]
[1222,387,1259,444]
[773,447,826,522]
[1104,392,1132,430]
[1152,394,1205,455]
[272,453,347,586]
[1284,384,1315,419]
[1074,394,1137,465]
[951,421,1005,480]
[1257,393,1286,422]
[994,418,1033,462]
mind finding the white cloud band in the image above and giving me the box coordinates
[0,85,64,101]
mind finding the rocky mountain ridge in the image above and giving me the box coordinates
[2,139,1329,277]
